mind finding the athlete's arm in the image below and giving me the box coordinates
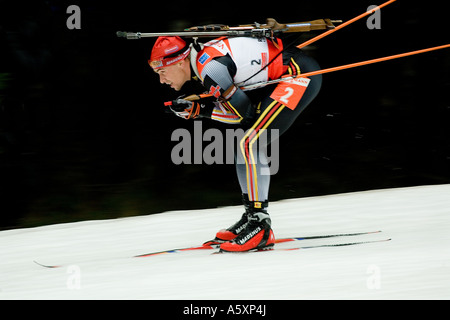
[201,55,256,123]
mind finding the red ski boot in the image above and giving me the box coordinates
[213,194,252,243]
[220,201,275,252]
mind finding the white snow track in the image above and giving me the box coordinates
[1,184,449,299]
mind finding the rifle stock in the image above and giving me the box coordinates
[264,18,341,33]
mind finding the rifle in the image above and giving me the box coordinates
[117,0,449,105]
[116,18,342,40]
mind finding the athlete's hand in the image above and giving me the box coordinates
[167,98,203,119]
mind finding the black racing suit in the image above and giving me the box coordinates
[193,38,322,202]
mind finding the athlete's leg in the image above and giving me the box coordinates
[236,50,322,203]
[219,50,322,251]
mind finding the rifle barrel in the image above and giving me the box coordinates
[117,30,251,39]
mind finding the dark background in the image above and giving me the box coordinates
[1,0,449,229]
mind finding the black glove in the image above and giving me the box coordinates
[170,99,200,119]
[165,97,212,119]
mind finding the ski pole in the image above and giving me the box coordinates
[164,93,211,105]
[191,43,450,95]
[282,43,450,80]
[296,0,397,49]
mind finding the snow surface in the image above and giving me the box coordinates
[1,184,450,300]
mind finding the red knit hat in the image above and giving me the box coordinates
[149,37,191,69]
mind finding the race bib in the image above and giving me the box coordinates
[270,77,311,110]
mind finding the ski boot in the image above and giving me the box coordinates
[203,194,252,246]
[216,194,253,240]
[220,200,275,252]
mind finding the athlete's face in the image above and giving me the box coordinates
[154,59,191,91]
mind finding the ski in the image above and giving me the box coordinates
[33,260,62,269]
[33,230,384,267]
[134,230,382,258]
[216,238,392,254]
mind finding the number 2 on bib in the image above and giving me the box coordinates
[279,87,294,104]
[270,77,311,110]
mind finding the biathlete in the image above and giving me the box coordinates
[149,35,322,252]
